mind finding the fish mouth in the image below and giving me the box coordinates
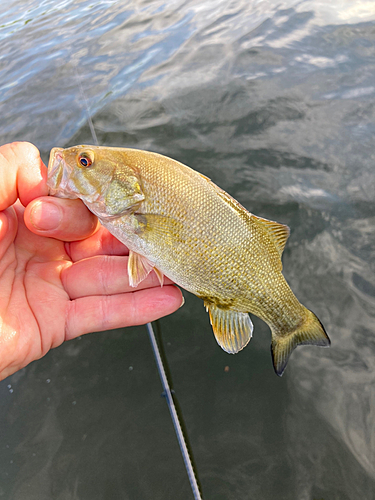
[47,147,78,199]
[47,147,64,194]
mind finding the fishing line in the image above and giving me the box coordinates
[76,72,203,499]
[75,67,99,146]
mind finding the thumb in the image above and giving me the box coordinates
[24,197,100,242]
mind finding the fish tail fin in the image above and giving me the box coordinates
[271,309,330,377]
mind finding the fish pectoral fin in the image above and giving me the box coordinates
[134,214,184,243]
[128,250,163,287]
[205,302,253,354]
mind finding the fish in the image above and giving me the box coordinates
[47,145,330,376]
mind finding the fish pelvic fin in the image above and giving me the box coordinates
[128,250,164,287]
[271,309,330,377]
[205,302,253,354]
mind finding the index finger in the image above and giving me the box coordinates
[67,225,130,261]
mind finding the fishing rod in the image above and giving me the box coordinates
[77,75,203,500]
[147,322,203,500]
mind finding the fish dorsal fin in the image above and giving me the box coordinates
[216,189,249,214]
[253,215,290,257]
[215,188,290,257]
[128,250,164,288]
[205,302,253,354]
[198,172,211,182]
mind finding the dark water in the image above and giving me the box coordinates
[1,1,375,498]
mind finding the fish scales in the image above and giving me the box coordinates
[47,145,330,375]
[106,152,303,328]
[109,152,289,316]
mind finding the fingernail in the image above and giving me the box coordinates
[30,201,63,231]
[179,294,185,308]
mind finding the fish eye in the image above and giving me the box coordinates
[78,152,94,168]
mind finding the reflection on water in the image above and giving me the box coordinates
[1,0,375,498]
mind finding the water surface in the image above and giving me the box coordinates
[1,1,375,499]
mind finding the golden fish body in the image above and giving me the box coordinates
[48,145,330,375]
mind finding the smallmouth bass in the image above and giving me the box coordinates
[47,145,330,375]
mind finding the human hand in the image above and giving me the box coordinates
[0,142,183,381]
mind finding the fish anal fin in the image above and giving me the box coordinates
[253,215,290,257]
[128,250,154,287]
[271,308,330,376]
[205,302,253,354]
